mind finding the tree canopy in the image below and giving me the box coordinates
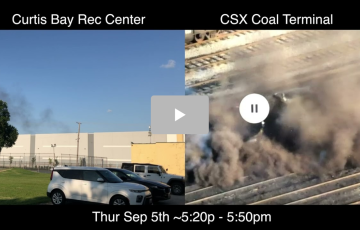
[0,100,19,153]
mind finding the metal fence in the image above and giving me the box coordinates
[0,153,54,168]
[0,153,121,169]
[60,154,109,167]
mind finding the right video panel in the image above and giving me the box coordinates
[185,30,360,205]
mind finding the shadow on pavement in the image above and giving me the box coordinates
[43,195,185,205]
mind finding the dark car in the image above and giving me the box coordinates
[106,168,171,202]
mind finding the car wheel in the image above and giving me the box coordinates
[171,182,184,195]
[110,196,128,205]
[51,190,66,205]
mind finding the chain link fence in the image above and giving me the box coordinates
[0,153,116,170]
[0,153,55,170]
[60,154,108,167]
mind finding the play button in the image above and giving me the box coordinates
[151,95,209,134]
[175,109,185,121]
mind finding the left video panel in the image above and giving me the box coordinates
[0,30,185,205]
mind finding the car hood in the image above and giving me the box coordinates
[109,182,148,190]
[135,179,170,188]
[166,173,184,180]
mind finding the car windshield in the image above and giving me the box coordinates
[160,166,167,173]
[123,170,142,180]
[98,170,123,183]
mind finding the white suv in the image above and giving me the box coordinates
[47,166,152,205]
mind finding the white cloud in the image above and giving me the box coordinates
[107,109,112,113]
[160,60,175,68]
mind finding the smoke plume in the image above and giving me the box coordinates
[186,30,360,188]
[0,87,70,134]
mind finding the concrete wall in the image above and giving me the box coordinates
[93,132,167,165]
[1,135,31,154]
[1,134,32,163]
[0,132,183,168]
[131,142,185,176]
[35,133,88,156]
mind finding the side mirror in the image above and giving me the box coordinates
[157,172,161,176]
[97,178,104,182]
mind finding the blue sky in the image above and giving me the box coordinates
[0,30,184,134]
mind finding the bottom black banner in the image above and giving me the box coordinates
[2,205,355,226]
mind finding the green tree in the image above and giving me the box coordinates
[31,157,36,168]
[9,156,13,167]
[0,100,19,153]
[48,158,53,166]
[80,158,86,166]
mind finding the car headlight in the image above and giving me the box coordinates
[129,189,147,193]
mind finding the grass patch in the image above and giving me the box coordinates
[0,168,50,205]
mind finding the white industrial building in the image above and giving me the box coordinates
[0,132,184,168]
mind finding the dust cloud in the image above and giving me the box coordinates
[0,87,70,134]
[185,30,360,188]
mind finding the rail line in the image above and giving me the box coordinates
[185,168,360,205]
[185,31,360,85]
[250,171,360,205]
[186,174,296,205]
[185,30,330,73]
[349,200,360,205]
[185,184,207,193]
[185,30,255,50]
[185,50,230,73]
[286,182,360,205]
[186,37,360,95]
[207,56,360,100]
[186,176,261,203]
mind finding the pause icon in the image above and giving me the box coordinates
[251,104,258,113]
[239,93,270,124]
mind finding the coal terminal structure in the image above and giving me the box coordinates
[185,30,360,205]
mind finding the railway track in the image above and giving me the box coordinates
[185,30,333,73]
[185,30,294,60]
[186,36,360,95]
[185,168,360,205]
[185,30,255,50]
[185,50,230,73]
[203,53,360,99]
[185,30,327,74]
[349,200,360,205]
[185,30,359,86]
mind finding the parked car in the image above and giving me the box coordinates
[106,168,171,202]
[121,163,185,195]
[47,166,152,205]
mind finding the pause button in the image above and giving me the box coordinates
[239,93,270,124]
[251,104,258,113]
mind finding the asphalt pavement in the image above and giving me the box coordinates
[42,195,184,205]
[156,195,184,205]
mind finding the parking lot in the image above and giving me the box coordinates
[154,195,184,205]
[42,195,184,205]
[36,169,184,205]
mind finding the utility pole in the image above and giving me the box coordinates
[76,122,81,166]
[148,126,152,143]
[51,144,56,166]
